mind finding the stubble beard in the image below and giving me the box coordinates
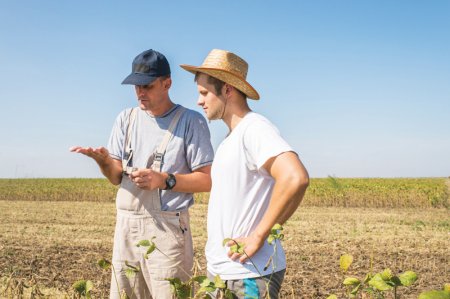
[207,105,225,121]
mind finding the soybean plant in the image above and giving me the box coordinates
[327,254,418,299]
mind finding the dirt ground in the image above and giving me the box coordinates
[0,200,449,298]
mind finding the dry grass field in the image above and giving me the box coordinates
[0,178,449,298]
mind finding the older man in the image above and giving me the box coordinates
[71,49,214,298]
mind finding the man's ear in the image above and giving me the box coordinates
[162,78,172,90]
[224,84,232,97]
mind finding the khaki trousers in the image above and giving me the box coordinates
[110,176,193,299]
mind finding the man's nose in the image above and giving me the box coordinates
[136,86,145,96]
[197,97,204,106]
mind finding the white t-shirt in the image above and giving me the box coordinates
[206,112,295,280]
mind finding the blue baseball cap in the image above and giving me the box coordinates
[121,49,171,85]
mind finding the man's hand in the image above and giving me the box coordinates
[129,169,166,191]
[70,146,122,185]
[70,146,110,166]
[226,232,266,264]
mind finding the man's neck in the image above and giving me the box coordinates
[224,106,251,131]
[144,98,174,117]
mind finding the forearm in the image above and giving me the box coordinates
[253,175,308,239]
[253,152,309,239]
[275,180,308,224]
[97,157,123,185]
[171,169,212,193]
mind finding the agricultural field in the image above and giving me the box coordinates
[0,177,448,208]
[0,178,449,298]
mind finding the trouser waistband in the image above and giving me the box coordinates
[116,208,188,218]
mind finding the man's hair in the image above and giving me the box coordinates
[195,73,246,99]
[159,74,171,81]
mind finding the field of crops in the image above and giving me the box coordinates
[0,178,449,298]
[0,177,448,208]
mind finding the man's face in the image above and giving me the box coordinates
[196,74,226,120]
[134,77,171,110]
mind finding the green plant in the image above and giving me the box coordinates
[137,237,234,299]
[97,258,140,299]
[418,283,450,299]
[72,279,93,299]
[223,223,286,299]
[327,254,418,299]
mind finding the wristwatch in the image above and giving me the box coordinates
[164,173,176,190]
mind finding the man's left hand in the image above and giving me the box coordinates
[226,232,265,264]
[129,169,165,190]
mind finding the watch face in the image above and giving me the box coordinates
[168,177,176,187]
[166,174,176,189]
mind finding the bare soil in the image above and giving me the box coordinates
[0,200,449,298]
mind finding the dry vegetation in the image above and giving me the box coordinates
[1,177,447,208]
[0,178,449,298]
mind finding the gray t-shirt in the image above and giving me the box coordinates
[107,104,214,211]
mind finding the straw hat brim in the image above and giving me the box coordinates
[180,65,260,100]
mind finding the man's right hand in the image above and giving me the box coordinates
[70,146,123,185]
[70,146,110,166]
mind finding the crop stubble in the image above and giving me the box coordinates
[0,196,448,298]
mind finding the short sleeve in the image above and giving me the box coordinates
[107,110,127,161]
[243,119,294,170]
[183,111,214,171]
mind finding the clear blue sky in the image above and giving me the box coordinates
[0,1,449,178]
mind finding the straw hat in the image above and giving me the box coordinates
[180,49,260,100]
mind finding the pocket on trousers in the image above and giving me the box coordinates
[142,215,186,271]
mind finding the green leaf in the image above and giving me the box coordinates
[418,290,450,299]
[340,254,353,273]
[166,277,182,285]
[136,239,151,247]
[237,243,245,254]
[85,280,93,293]
[124,261,139,271]
[398,271,418,286]
[222,238,232,247]
[343,277,360,286]
[125,268,137,279]
[350,284,361,295]
[224,289,234,299]
[273,223,283,231]
[381,268,393,281]
[120,290,130,299]
[98,258,111,270]
[363,273,372,284]
[369,274,393,291]
[72,280,87,295]
[176,285,191,299]
[191,275,208,284]
[200,278,212,288]
[199,286,216,293]
[214,275,226,289]
[145,243,156,257]
[326,295,338,299]
[267,235,275,245]
[389,275,401,286]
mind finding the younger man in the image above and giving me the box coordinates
[181,49,309,298]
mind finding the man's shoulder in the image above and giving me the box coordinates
[112,107,137,123]
[244,112,278,133]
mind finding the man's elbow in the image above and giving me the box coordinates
[199,177,212,192]
[292,169,309,192]
[107,174,122,186]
